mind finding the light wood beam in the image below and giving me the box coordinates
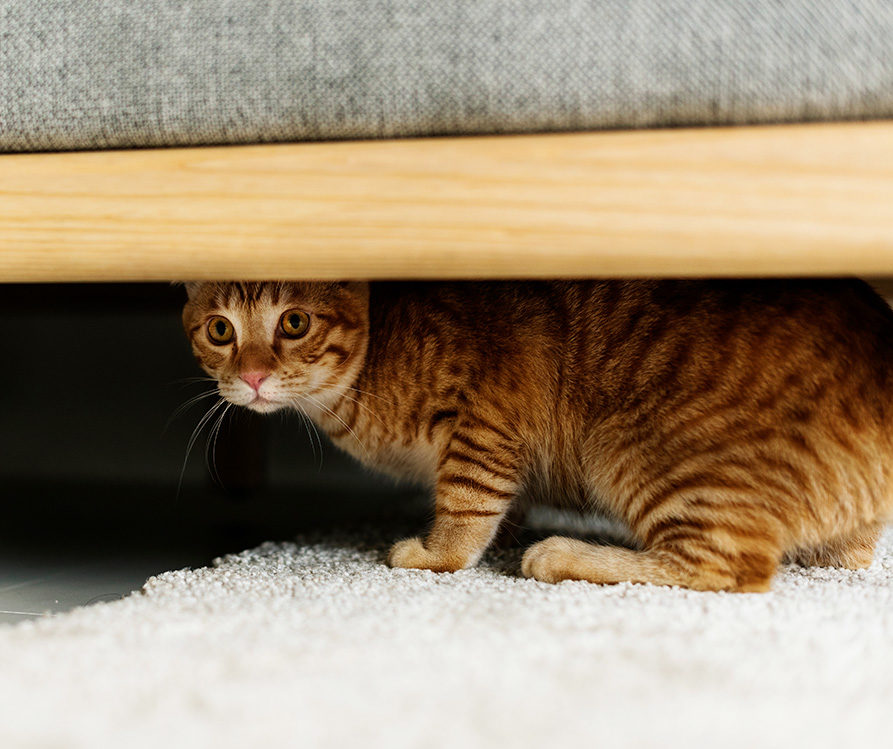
[1,122,892,282]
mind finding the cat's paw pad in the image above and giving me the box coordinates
[521,537,576,583]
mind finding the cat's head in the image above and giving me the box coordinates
[182,281,369,414]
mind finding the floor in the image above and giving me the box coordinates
[0,482,240,626]
[3,524,891,749]
[0,479,423,627]
[0,548,212,625]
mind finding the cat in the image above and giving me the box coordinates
[182,279,893,592]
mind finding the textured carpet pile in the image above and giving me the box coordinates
[1,523,892,748]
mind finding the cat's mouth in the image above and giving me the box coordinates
[220,381,289,414]
[245,394,285,414]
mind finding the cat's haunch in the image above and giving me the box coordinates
[183,280,893,592]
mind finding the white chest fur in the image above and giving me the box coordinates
[331,431,439,487]
[301,390,441,487]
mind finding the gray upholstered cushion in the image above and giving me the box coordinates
[1,0,892,153]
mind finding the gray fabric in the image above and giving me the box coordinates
[1,0,892,153]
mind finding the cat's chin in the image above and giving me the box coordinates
[242,397,286,415]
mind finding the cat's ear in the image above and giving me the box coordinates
[174,281,203,300]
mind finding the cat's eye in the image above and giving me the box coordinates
[279,309,310,338]
[206,316,235,345]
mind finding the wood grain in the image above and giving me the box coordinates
[1,122,893,282]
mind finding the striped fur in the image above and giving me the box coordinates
[183,280,893,592]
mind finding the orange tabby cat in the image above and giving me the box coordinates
[182,280,893,592]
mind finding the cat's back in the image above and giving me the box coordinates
[368,279,893,413]
[562,278,893,406]
[370,277,893,365]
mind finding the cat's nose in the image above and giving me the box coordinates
[240,371,269,392]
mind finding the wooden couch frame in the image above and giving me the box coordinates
[1,121,892,282]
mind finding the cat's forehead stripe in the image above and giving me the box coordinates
[248,283,287,306]
[212,282,277,309]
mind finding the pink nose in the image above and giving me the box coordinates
[240,371,269,392]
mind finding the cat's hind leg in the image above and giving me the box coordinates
[524,443,795,590]
[522,516,783,592]
[522,537,746,591]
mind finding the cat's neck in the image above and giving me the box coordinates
[300,335,370,429]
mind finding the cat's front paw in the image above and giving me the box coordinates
[388,537,429,568]
[387,537,464,573]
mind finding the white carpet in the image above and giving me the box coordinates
[2,520,892,749]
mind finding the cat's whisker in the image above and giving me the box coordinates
[167,389,220,426]
[288,399,315,461]
[300,392,369,459]
[206,402,234,488]
[333,391,388,427]
[185,398,226,460]
[304,409,325,469]
[172,376,219,387]
[292,399,324,470]
[176,397,226,499]
[342,385,395,407]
